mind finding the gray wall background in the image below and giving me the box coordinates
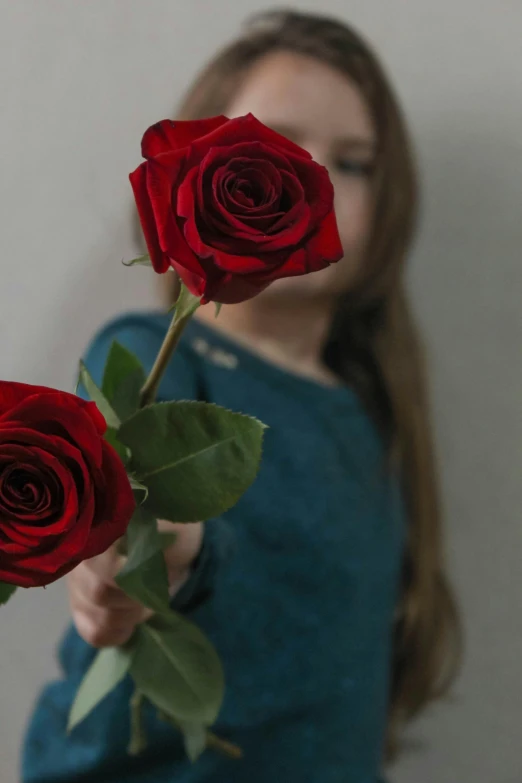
[1,1,521,781]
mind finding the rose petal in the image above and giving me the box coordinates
[186,146,311,256]
[0,381,70,418]
[191,141,298,187]
[129,113,341,304]
[250,173,311,251]
[0,427,93,513]
[78,440,135,560]
[181,167,286,275]
[304,209,344,265]
[0,382,134,588]
[2,394,105,470]
[1,495,91,585]
[284,154,336,225]
[145,158,204,270]
[185,115,312,169]
[0,448,96,587]
[0,472,97,587]
[204,181,276,239]
[207,272,272,305]
[0,444,79,540]
[129,163,169,273]
[0,460,60,528]
[168,259,209,300]
[83,401,107,438]
[203,246,280,275]
[210,162,282,223]
[182,204,275,275]
[141,117,228,159]
[176,166,201,224]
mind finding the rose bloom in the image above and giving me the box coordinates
[0,382,135,588]
[130,113,343,304]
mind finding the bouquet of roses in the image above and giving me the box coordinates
[0,114,341,759]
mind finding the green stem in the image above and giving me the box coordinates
[206,731,243,759]
[156,710,243,762]
[139,284,200,408]
[128,690,147,755]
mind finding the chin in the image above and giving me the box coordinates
[260,259,356,302]
[270,273,324,295]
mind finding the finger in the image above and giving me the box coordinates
[67,564,138,611]
[166,565,190,586]
[168,571,191,599]
[70,587,147,625]
[73,607,138,648]
[80,544,126,585]
[158,521,203,570]
[71,598,151,648]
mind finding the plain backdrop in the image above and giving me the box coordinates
[1,1,521,781]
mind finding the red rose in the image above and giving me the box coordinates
[130,114,343,304]
[0,382,135,588]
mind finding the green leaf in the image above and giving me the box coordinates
[178,721,207,762]
[174,283,201,322]
[156,711,207,762]
[130,612,224,725]
[119,401,266,522]
[115,508,170,613]
[68,645,134,732]
[129,476,148,505]
[157,710,208,762]
[0,582,16,606]
[78,362,120,429]
[122,254,152,268]
[214,302,222,318]
[159,532,177,551]
[102,342,146,421]
[104,427,131,464]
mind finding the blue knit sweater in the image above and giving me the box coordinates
[22,312,405,783]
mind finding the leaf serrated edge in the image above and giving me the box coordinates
[120,398,269,431]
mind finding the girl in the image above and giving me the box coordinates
[23,10,460,783]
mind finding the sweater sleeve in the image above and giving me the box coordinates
[80,311,234,613]
[170,513,236,614]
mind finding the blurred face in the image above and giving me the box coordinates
[225,50,377,302]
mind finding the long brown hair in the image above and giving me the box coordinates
[169,8,461,759]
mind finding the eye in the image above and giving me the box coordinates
[333,157,375,177]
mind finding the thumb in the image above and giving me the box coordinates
[82,540,126,585]
[158,520,203,578]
